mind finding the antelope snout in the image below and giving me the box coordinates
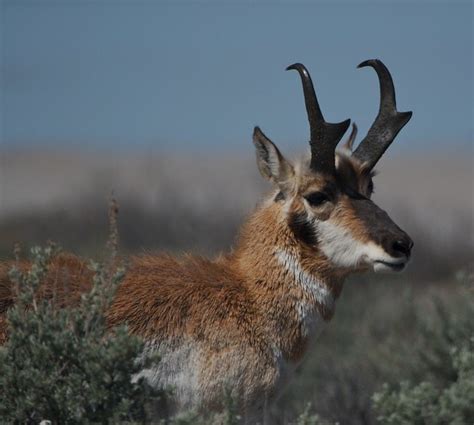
[372,230,413,273]
[361,202,414,272]
[383,234,414,260]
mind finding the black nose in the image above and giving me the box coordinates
[391,238,413,258]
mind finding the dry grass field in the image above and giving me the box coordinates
[1,149,472,276]
[0,148,472,423]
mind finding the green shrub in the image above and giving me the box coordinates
[167,390,241,425]
[373,337,474,425]
[0,243,160,424]
[373,267,474,425]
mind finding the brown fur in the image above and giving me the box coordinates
[0,202,340,352]
[0,153,371,347]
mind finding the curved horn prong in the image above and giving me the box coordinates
[287,63,350,174]
[353,59,412,169]
[342,123,358,152]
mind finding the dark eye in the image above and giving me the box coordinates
[304,192,329,207]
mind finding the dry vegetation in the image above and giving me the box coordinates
[0,149,472,423]
[1,150,472,275]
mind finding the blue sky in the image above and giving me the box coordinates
[2,0,473,154]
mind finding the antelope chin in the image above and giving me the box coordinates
[373,259,407,273]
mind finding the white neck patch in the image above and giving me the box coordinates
[276,248,334,337]
[275,248,335,310]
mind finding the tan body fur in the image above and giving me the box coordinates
[0,192,344,416]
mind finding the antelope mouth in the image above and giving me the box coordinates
[373,259,407,273]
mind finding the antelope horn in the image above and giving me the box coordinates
[342,123,358,152]
[353,59,412,169]
[286,63,350,174]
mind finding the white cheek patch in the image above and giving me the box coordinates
[315,220,393,269]
[315,220,368,268]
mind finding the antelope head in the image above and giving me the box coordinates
[253,59,413,274]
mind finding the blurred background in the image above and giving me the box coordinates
[1,1,473,423]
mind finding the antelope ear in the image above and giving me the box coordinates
[253,127,294,191]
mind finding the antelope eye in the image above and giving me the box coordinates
[304,192,329,206]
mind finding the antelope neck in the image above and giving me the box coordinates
[275,248,336,313]
[232,205,342,321]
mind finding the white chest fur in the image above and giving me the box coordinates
[275,248,333,338]
[134,338,203,408]
[132,250,335,412]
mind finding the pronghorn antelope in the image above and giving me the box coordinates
[0,59,412,420]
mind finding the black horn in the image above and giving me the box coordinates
[353,59,412,169]
[287,63,350,174]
